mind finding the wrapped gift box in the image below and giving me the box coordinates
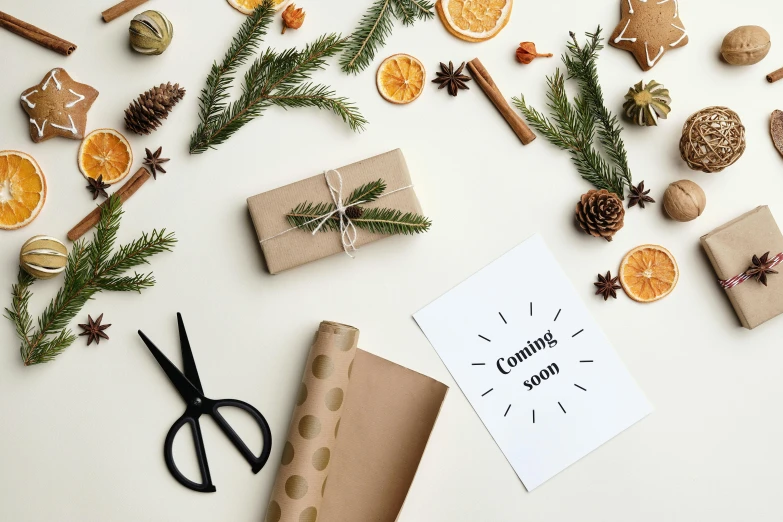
[247,149,423,274]
[700,206,783,329]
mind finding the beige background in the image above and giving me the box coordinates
[1,0,782,521]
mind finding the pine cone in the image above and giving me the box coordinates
[575,189,625,241]
[124,83,186,135]
[344,206,363,220]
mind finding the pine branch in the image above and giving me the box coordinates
[5,195,176,366]
[340,0,394,74]
[189,11,366,154]
[564,27,633,193]
[353,208,431,235]
[192,0,275,151]
[344,179,386,206]
[340,0,433,74]
[285,178,431,236]
[513,28,633,197]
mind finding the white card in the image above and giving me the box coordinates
[414,234,652,491]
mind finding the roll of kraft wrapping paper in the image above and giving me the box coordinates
[265,321,448,522]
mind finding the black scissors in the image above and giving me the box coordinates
[137,313,272,493]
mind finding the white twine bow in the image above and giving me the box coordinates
[259,169,412,258]
[311,169,362,257]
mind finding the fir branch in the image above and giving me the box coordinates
[353,208,431,235]
[286,201,338,232]
[340,0,394,74]
[190,7,365,154]
[285,179,431,235]
[340,0,433,74]
[345,179,386,206]
[5,195,176,366]
[513,27,633,198]
[564,28,633,192]
[193,1,275,144]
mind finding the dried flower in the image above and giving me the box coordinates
[282,4,305,34]
[516,42,553,64]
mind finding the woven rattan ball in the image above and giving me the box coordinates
[679,106,745,173]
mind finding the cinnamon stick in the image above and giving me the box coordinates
[102,0,149,23]
[0,11,76,56]
[466,58,536,145]
[767,66,783,84]
[68,168,151,241]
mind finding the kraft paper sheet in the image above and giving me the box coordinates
[700,206,783,329]
[247,149,423,275]
[264,321,447,522]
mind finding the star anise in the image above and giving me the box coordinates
[143,146,169,179]
[627,181,655,209]
[746,252,779,286]
[78,314,111,346]
[432,61,471,97]
[594,271,621,301]
[86,175,110,200]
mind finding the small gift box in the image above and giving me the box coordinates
[700,206,783,329]
[247,149,426,274]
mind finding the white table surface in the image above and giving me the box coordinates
[1,1,782,521]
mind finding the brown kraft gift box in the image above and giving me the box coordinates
[700,206,783,329]
[247,149,423,274]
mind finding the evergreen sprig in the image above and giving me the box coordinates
[190,1,367,154]
[4,195,176,366]
[512,27,633,198]
[340,0,434,74]
[286,179,431,235]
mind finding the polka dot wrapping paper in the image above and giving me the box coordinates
[264,321,448,522]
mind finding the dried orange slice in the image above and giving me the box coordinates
[619,245,679,303]
[436,0,513,43]
[0,151,46,230]
[228,0,287,15]
[78,129,133,185]
[376,54,426,104]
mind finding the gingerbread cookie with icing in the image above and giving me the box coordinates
[609,0,688,71]
[20,68,99,143]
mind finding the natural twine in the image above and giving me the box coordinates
[679,106,746,173]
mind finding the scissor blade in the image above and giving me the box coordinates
[138,330,204,405]
[177,313,203,394]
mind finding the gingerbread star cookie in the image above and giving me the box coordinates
[609,0,688,71]
[20,68,99,143]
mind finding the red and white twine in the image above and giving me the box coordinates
[718,252,783,290]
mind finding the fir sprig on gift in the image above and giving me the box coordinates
[512,28,634,198]
[5,195,176,366]
[189,1,367,154]
[340,0,434,74]
[286,179,431,235]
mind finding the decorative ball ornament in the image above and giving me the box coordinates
[19,236,68,279]
[663,180,706,222]
[679,107,746,173]
[623,80,671,126]
[129,11,173,55]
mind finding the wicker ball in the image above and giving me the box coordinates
[679,106,745,173]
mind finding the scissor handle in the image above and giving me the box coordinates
[164,413,217,493]
[209,399,272,474]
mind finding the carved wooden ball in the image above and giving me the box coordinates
[663,180,706,222]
